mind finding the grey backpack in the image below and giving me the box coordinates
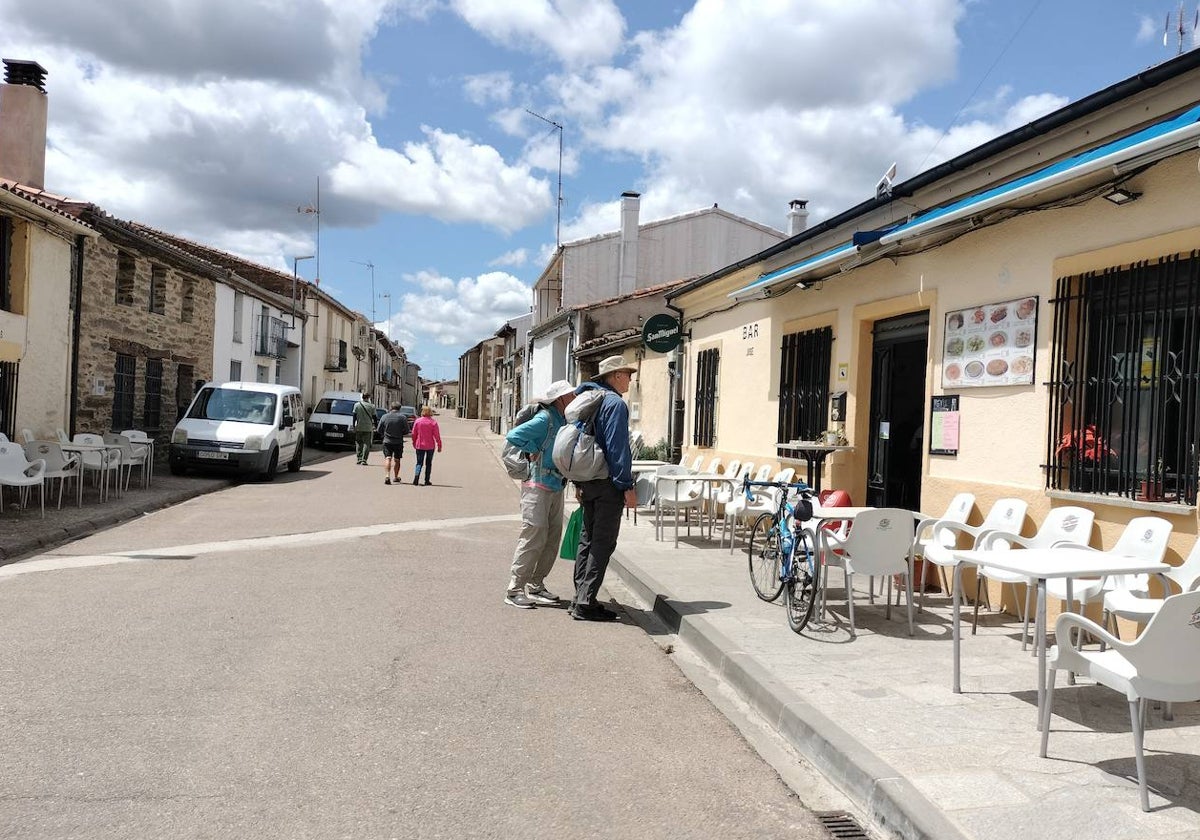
[502,404,546,480]
[551,389,609,482]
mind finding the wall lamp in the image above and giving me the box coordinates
[1102,187,1141,206]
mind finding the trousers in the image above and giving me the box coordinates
[507,484,565,595]
[573,479,624,607]
[355,431,373,463]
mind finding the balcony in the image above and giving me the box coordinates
[254,316,288,359]
[325,338,348,371]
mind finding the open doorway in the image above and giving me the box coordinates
[866,312,929,510]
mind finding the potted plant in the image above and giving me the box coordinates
[1055,424,1113,492]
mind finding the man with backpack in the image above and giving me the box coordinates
[503,380,577,609]
[569,356,638,622]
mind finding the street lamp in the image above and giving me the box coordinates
[292,255,315,326]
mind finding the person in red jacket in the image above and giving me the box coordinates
[409,405,443,485]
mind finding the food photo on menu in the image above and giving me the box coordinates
[942,295,1038,388]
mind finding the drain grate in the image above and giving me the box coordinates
[817,811,871,840]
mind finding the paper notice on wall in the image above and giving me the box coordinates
[929,394,960,455]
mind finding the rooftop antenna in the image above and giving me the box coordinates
[351,260,376,323]
[297,176,320,286]
[526,108,564,248]
[1163,3,1200,54]
[875,162,898,200]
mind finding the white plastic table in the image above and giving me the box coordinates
[950,548,1170,727]
[654,472,736,546]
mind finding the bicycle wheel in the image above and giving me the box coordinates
[748,513,784,602]
[784,531,818,632]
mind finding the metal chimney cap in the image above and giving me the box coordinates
[789,199,808,210]
[3,59,48,92]
[620,191,641,199]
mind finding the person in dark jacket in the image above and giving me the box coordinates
[570,355,638,622]
[376,403,410,485]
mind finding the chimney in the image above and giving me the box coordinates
[617,191,640,296]
[787,199,809,237]
[0,59,49,189]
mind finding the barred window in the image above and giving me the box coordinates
[1047,253,1200,505]
[778,326,833,444]
[149,265,166,315]
[143,358,163,430]
[693,347,719,447]
[0,361,17,440]
[113,353,136,430]
[116,252,136,306]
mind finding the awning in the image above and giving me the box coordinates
[728,102,1200,300]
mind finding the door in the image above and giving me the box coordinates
[866,312,929,509]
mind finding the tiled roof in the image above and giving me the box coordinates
[575,327,641,353]
[0,180,96,231]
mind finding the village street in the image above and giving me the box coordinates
[0,416,834,840]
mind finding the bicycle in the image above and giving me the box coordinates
[743,475,820,633]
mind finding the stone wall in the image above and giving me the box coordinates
[74,235,215,452]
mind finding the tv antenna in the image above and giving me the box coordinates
[526,108,564,248]
[875,162,898,199]
[1164,3,1200,54]
[351,260,376,323]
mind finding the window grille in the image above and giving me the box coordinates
[1047,252,1200,505]
[115,252,135,306]
[149,265,166,315]
[778,326,833,443]
[113,353,136,430]
[0,215,11,312]
[143,358,163,431]
[693,347,719,447]
[0,361,17,440]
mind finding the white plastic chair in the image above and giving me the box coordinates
[19,428,35,444]
[1103,539,1200,630]
[23,440,82,509]
[926,496,1028,610]
[817,508,916,638]
[912,492,975,602]
[0,433,7,443]
[121,430,155,486]
[1044,516,1173,615]
[104,432,149,490]
[688,454,704,472]
[717,462,755,548]
[1041,590,1200,811]
[973,506,1095,648]
[0,442,46,517]
[74,433,123,500]
[655,464,707,548]
[55,429,70,444]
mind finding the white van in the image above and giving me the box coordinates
[169,382,305,480]
[306,390,363,449]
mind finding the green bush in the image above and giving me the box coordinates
[640,438,671,461]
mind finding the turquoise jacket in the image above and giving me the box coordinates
[506,406,566,492]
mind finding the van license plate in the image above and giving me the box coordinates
[197,451,229,460]
[327,432,344,438]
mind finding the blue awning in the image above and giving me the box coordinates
[728,102,1200,300]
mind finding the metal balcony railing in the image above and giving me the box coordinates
[325,338,348,371]
[255,316,289,359]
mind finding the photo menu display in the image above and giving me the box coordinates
[941,295,1038,388]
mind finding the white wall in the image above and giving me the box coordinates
[13,225,75,437]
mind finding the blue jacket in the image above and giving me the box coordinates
[505,406,566,492]
[575,381,633,491]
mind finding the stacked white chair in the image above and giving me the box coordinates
[723,464,771,552]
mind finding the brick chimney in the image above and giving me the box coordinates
[787,199,809,237]
[617,191,640,296]
[0,59,48,189]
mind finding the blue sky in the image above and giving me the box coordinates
[0,0,1194,381]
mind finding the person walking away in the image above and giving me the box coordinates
[503,380,576,609]
[352,391,377,465]
[570,355,638,621]
[410,406,442,485]
[376,402,410,484]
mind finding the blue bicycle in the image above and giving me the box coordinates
[744,476,819,632]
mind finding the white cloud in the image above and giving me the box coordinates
[450,0,626,65]
[390,270,532,351]
[463,71,513,105]
[1135,14,1160,44]
[489,248,528,267]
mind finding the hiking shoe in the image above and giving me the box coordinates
[526,586,559,605]
[412,477,419,485]
[384,478,391,485]
[572,604,618,622]
[505,592,537,609]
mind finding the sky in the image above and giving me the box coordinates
[0,0,1195,381]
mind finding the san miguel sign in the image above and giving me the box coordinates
[642,313,682,353]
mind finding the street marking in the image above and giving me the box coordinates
[1,514,520,579]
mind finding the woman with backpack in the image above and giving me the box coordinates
[502,380,576,609]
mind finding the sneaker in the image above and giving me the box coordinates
[526,586,559,605]
[572,603,618,622]
[384,478,391,485]
[505,592,537,609]
[412,477,419,485]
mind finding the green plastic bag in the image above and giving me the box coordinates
[559,507,583,561]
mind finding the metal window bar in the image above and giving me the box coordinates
[0,216,11,312]
[0,361,17,440]
[1047,252,1200,505]
[777,326,833,443]
[113,353,136,430]
[143,358,163,431]
[693,347,719,447]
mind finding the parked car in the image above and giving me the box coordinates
[306,390,361,449]
[169,382,304,480]
[399,405,418,425]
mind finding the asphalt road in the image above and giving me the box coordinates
[0,417,827,839]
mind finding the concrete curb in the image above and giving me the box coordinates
[608,548,970,840]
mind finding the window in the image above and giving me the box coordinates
[143,358,163,430]
[256,364,269,383]
[0,215,11,312]
[777,326,833,443]
[176,363,194,422]
[149,264,166,315]
[230,359,242,381]
[693,347,719,447]
[1048,253,1200,505]
[115,252,136,306]
[180,280,195,323]
[0,361,17,440]
[233,291,244,343]
[113,353,136,430]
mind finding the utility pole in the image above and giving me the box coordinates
[526,109,564,249]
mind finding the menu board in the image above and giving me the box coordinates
[941,295,1038,388]
[929,395,959,456]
